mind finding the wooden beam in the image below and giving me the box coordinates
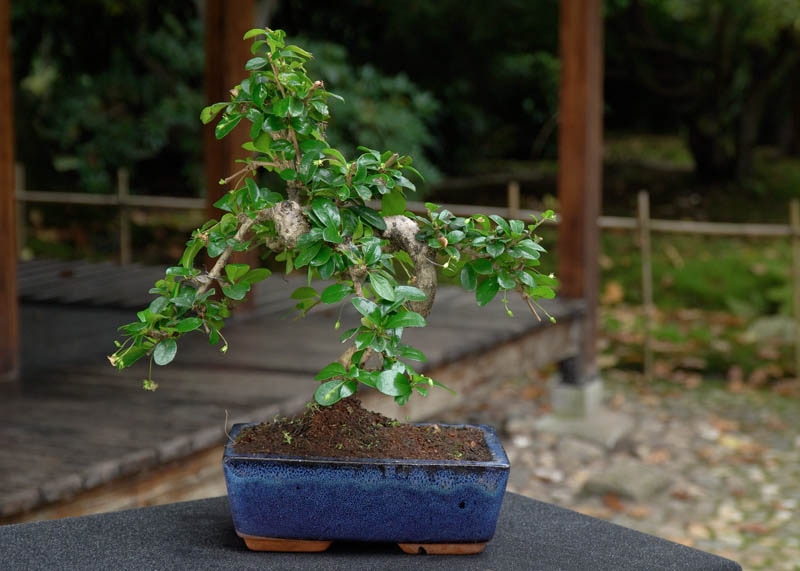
[0,0,19,384]
[556,0,604,380]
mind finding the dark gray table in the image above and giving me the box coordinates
[1,493,741,570]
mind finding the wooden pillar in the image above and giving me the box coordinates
[203,1,258,301]
[204,0,254,213]
[556,0,604,382]
[0,0,19,384]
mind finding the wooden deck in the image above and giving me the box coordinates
[2,260,584,523]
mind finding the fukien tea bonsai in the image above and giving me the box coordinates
[108,27,556,433]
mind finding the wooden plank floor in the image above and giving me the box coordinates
[3,261,584,523]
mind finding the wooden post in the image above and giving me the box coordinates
[0,0,19,383]
[203,0,257,304]
[507,181,520,219]
[204,0,255,215]
[790,200,800,379]
[118,168,131,266]
[556,0,604,383]
[638,191,654,380]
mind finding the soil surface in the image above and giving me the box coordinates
[232,397,493,461]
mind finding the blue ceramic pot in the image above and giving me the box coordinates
[223,422,510,553]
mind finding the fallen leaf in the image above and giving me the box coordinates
[645,447,671,465]
[625,504,651,519]
[521,385,546,401]
[738,522,770,535]
[708,415,739,433]
[602,492,625,513]
[671,489,691,501]
[601,281,625,305]
[687,523,711,539]
[608,392,626,410]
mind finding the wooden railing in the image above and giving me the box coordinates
[14,165,205,265]
[14,164,800,375]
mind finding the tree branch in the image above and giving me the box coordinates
[381,215,436,317]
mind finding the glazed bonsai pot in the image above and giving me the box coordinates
[223,422,510,554]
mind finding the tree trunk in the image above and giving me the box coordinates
[685,117,737,183]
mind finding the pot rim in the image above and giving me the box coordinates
[224,422,510,468]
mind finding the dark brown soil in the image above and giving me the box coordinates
[232,397,493,461]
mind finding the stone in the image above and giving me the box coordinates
[581,456,672,502]
[550,378,605,418]
[535,408,634,449]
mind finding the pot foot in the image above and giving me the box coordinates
[398,542,487,555]
[238,533,333,552]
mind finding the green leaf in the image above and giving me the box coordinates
[200,103,228,125]
[310,245,333,267]
[385,311,426,329]
[148,295,169,316]
[278,168,297,181]
[322,225,343,244]
[397,345,427,362]
[242,268,271,285]
[294,241,322,267]
[171,285,197,308]
[314,380,346,406]
[214,113,243,139]
[489,214,511,235]
[509,219,525,235]
[222,282,250,301]
[284,43,313,59]
[486,242,505,258]
[370,273,396,301]
[354,330,377,350]
[314,362,347,381]
[175,317,203,333]
[446,230,466,244]
[381,189,406,216]
[361,239,382,266]
[350,204,386,231]
[460,265,477,291]
[300,140,329,153]
[394,285,427,302]
[321,283,353,304]
[528,285,557,299]
[243,28,267,40]
[312,197,341,229]
[515,239,546,260]
[377,365,411,397]
[498,270,517,290]
[290,286,318,300]
[225,263,250,284]
[470,258,494,275]
[273,97,291,116]
[352,297,379,320]
[288,97,305,117]
[322,147,347,165]
[153,339,177,366]
[476,277,500,306]
[245,57,269,70]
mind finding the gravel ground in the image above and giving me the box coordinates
[438,370,800,571]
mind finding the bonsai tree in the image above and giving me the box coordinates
[108,28,557,408]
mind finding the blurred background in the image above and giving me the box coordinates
[10,0,800,388]
[4,1,800,567]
